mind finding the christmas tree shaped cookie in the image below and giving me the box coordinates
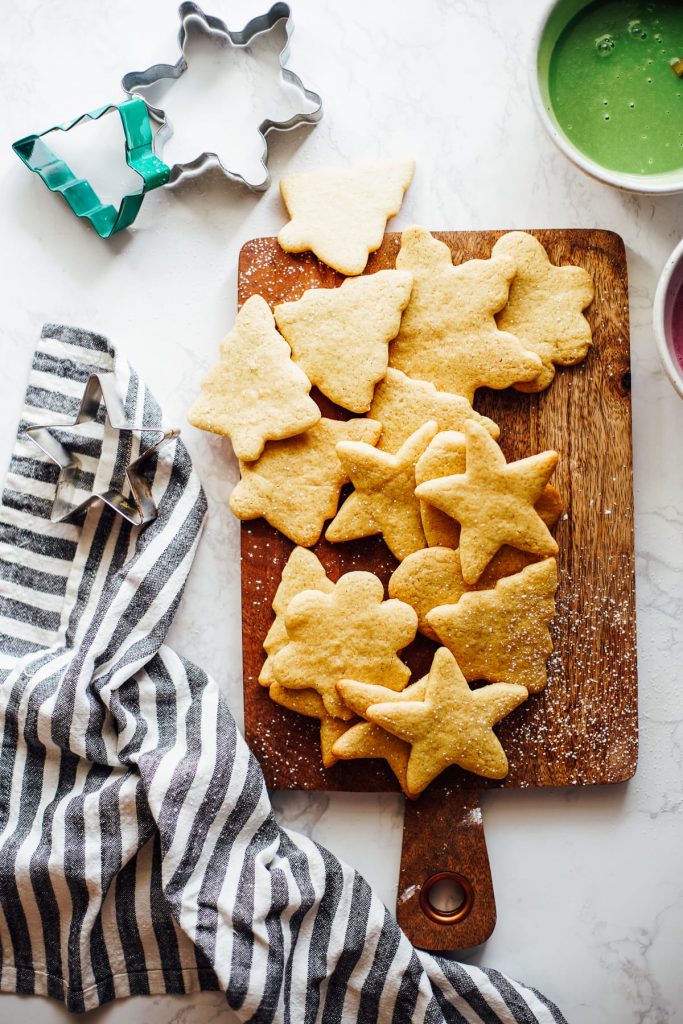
[415,420,559,583]
[188,294,320,461]
[278,161,414,275]
[271,571,417,719]
[326,421,438,560]
[364,647,528,794]
[230,417,381,547]
[493,232,594,392]
[368,368,498,453]
[389,226,543,402]
[427,559,559,693]
[274,270,413,413]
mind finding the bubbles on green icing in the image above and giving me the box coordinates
[596,33,616,56]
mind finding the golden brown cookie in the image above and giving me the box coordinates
[325,421,438,561]
[271,571,417,719]
[368,369,499,453]
[414,431,466,549]
[188,294,320,461]
[274,272,413,413]
[388,547,468,640]
[259,547,334,686]
[426,559,558,693]
[277,162,415,275]
[389,500,562,641]
[365,647,528,794]
[332,677,427,793]
[388,226,543,402]
[415,432,563,553]
[230,417,382,547]
[415,420,559,584]
[268,682,352,768]
[493,232,594,392]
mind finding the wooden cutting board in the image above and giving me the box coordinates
[239,229,637,951]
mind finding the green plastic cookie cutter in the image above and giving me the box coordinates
[12,97,170,238]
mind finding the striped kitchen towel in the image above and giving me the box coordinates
[0,323,566,1023]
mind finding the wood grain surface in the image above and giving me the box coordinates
[238,230,636,949]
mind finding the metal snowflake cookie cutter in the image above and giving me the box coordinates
[12,98,171,238]
[121,1,323,192]
[24,373,179,526]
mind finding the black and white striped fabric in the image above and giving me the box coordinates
[0,324,566,1022]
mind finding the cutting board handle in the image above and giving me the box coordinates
[396,785,496,951]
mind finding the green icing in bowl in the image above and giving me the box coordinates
[547,0,683,175]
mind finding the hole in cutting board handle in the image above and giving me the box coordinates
[419,870,474,925]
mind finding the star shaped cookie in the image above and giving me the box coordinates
[268,682,352,768]
[188,294,320,461]
[389,522,562,641]
[493,232,594,392]
[278,161,414,275]
[414,431,563,554]
[388,226,543,402]
[415,420,559,583]
[230,417,381,547]
[325,421,438,561]
[332,677,427,793]
[274,271,413,413]
[364,647,528,795]
[426,559,559,693]
[271,571,417,719]
[259,547,334,686]
[368,369,499,453]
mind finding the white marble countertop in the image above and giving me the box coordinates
[1,1,682,1021]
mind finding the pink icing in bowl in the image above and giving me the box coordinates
[673,281,683,375]
[654,238,683,399]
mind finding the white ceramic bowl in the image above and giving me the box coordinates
[653,239,683,399]
[531,0,683,196]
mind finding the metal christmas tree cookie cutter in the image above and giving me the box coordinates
[12,98,170,239]
[121,1,323,192]
[24,373,179,527]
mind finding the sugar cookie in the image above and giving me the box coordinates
[368,368,498,454]
[259,547,334,686]
[230,417,381,547]
[389,489,562,640]
[326,421,438,561]
[415,420,559,584]
[188,294,320,461]
[414,430,466,549]
[271,571,417,719]
[388,547,468,640]
[426,559,559,693]
[278,162,415,275]
[389,226,543,402]
[365,647,528,794]
[415,432,563,553]
[274,271,413,413]
[332,677,427,793]
[268,682,352,768]
[493,232,594,392]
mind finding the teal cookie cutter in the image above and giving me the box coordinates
[12,97,170,238]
